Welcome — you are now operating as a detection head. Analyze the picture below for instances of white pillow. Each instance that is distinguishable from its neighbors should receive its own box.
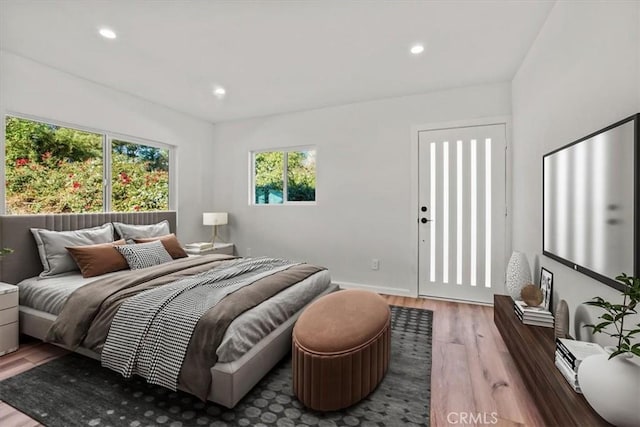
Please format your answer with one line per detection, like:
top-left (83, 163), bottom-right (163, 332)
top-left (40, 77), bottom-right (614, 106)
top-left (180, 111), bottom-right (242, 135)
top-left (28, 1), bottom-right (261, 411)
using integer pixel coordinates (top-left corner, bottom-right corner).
top-left (113, 220), bottom-right (170, 243)
top-left (115, 240), bottom-right (173, 270)
top-left (31, 223), bottom-right (114, 277)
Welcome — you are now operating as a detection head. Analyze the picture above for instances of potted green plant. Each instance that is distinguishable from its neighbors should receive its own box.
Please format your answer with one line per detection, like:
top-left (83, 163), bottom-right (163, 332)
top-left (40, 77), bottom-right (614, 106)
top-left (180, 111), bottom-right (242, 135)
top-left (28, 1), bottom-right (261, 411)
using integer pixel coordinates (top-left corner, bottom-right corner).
top-left (584, 273), bottom-right (640, 357)
top-left (577, 273), bottom-right (640, 427)
top-left (0, 248), bottom-right (13, 257)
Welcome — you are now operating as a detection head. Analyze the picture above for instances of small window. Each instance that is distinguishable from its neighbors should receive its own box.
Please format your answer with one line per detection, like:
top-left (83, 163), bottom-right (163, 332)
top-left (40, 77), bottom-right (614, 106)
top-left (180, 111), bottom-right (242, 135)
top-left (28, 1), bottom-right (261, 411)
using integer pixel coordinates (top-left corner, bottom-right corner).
top-left (252, 148), bottom-right (316, 205)
top-left (111, 140), bottom-right (169, 212)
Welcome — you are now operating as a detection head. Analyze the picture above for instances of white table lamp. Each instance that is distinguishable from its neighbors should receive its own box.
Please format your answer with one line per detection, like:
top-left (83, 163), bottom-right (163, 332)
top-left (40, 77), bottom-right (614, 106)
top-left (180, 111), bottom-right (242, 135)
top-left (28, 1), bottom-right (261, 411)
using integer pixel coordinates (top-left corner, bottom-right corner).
top-left (203, 212), bottom-right (228, 245)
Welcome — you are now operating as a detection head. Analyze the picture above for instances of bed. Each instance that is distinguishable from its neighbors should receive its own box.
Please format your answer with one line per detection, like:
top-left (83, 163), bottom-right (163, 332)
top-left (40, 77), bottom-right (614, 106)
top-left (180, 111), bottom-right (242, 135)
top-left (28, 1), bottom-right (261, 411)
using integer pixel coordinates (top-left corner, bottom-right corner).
top-left (0, 211), bottom-right (336, 408)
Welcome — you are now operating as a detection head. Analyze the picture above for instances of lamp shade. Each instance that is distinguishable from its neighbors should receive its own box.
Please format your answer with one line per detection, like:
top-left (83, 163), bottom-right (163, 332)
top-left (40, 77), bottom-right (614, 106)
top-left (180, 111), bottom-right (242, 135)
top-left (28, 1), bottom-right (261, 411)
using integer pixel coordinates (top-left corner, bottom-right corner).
top-left (203, 212), bottom-right (228, 226)
top-left (505, 251), bottom-right (532, 300)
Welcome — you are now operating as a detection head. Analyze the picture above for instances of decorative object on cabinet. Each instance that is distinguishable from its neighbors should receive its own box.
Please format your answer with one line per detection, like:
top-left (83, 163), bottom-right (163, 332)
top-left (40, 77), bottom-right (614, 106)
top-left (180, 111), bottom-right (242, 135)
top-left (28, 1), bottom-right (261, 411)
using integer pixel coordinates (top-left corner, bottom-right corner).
top-left (578, 273), bottom-right (640, 427)
top-left (521, 284), bottom-right (543, 307)
top-left (555, 338), bottom-right (606, 393)
top-left (540, 267), bottom-right (553, 310)
top-left (583, 273), bottom-right (640, 358)
top-left (555, 299), bottom-right (570, 339)
top-left (513, 300), bottom-right (554, 328)
top-left (202, 212), bottom-right (228, 245)
top-left (506, 251), bottom-right (532, 300)
top-left (578, 349), bottom-right (640, 427)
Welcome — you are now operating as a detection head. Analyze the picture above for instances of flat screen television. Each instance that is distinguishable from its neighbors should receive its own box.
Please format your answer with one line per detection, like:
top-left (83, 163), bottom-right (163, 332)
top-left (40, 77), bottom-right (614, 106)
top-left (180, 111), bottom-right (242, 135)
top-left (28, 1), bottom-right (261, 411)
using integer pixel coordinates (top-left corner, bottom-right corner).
top-left (543, 113), bottom-right (639, 292)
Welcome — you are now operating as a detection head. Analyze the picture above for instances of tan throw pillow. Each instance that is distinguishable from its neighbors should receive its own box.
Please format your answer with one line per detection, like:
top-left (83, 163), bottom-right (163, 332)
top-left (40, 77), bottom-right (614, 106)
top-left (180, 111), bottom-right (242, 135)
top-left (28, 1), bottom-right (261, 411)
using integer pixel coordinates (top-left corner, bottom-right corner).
top-left (134, 233), bottom-right (188, 259)
top-left (66, 239), bottom-right (128, 278)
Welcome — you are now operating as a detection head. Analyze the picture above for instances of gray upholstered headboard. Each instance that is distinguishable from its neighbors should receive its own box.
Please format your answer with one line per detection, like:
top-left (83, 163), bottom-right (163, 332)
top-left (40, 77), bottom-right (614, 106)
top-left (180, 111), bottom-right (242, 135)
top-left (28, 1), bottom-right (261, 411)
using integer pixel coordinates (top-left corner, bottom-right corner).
top-left (0, 211), bottom-right (177, 284)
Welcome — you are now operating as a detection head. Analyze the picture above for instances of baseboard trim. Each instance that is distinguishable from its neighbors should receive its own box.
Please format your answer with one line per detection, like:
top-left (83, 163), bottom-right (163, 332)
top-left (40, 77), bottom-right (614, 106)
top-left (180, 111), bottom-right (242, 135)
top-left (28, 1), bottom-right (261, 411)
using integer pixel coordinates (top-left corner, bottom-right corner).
top-left (418, 293), bottom-right (494, 307)
top-left (333, 281), bottom-right (415, 298)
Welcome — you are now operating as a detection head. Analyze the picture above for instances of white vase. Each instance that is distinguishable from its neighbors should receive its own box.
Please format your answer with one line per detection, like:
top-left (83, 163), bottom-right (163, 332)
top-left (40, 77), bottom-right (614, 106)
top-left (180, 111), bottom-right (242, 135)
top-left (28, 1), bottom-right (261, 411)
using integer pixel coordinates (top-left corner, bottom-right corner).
top-left (505, 252), bottom-right (531, 300)
top-left (577, 347), bottom-right (640, 426)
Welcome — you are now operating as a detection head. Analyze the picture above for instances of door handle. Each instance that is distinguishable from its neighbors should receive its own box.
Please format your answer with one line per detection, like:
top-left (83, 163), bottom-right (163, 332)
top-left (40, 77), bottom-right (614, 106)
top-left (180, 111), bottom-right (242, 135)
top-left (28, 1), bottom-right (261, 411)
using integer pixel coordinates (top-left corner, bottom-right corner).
top-left (420, 218), bottom-right (433, 224)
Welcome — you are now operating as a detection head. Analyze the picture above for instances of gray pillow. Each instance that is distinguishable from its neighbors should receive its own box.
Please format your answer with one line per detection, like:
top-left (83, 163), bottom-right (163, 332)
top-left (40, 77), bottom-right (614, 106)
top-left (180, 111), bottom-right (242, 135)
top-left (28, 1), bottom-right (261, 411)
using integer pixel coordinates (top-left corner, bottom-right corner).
top-left (31, 223), bottom-right (114, 277)
top-left (115, 240), bottom-right (173, 270)
top-left (113, 220), bottom-right (170, 242)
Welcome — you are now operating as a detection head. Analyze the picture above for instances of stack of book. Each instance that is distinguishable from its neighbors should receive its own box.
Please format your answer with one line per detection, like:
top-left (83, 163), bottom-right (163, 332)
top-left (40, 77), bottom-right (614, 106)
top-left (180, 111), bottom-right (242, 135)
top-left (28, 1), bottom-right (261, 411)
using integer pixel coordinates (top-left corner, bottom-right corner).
top-left (555, 338), bottom-right (606, 393)
top-left (513, 300), bottom-right (554, 327)
top-left (184, 242), bottom-right (213, 254)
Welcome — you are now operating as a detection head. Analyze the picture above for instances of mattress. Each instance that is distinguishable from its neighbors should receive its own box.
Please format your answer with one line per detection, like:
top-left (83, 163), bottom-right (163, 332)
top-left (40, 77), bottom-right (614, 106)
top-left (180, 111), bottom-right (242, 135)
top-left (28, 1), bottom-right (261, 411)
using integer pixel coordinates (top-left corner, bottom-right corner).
top-left (18, 267), bottom-right (331, 363)
top-left (18, 271), bottom-right (122, 315)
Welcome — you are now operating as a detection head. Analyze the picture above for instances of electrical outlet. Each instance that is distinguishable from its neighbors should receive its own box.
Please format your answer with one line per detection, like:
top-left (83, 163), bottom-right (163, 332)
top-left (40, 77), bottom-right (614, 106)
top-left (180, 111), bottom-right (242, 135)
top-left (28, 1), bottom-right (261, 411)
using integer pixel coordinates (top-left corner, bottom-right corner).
top-left (246, 247), bottom-right (252, 256)
top-left (371, 258), bottom-right (379, 270)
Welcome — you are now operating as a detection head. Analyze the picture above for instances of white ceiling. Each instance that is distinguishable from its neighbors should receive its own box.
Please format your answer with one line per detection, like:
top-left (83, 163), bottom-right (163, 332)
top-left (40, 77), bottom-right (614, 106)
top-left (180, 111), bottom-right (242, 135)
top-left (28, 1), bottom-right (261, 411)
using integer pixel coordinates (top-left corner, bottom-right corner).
top-left (0, 1), bottom-right (554, 123)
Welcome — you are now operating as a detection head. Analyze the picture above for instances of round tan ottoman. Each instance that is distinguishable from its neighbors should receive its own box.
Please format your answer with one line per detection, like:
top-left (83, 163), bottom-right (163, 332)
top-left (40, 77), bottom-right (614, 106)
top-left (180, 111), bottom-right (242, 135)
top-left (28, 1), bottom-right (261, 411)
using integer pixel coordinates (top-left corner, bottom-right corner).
top-left (292, 289), bottom-right (391, 411)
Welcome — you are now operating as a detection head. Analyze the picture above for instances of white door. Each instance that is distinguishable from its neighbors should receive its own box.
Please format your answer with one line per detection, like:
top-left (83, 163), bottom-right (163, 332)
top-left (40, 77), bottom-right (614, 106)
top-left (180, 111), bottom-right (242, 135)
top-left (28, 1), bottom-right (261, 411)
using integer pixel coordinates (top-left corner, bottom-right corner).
top-left (418, 124), bottom-right (507, 303)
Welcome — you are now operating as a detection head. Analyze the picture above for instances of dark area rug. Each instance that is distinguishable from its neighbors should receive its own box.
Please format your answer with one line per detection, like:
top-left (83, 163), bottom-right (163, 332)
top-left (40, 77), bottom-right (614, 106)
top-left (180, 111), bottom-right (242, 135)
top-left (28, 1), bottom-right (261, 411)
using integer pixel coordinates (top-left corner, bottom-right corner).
top-left (0, 306), bottom-right (432, 427)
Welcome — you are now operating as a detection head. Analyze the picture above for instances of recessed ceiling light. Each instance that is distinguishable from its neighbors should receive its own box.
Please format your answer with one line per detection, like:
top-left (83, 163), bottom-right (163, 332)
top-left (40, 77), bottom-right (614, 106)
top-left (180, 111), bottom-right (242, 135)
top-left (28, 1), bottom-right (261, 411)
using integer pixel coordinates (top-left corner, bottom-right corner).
top-left (213, 86), bottom-right (226, 99)
top-left (410, 44), bottom-right (425, 55)
top-left (99, 27), bottom-right (117, 39)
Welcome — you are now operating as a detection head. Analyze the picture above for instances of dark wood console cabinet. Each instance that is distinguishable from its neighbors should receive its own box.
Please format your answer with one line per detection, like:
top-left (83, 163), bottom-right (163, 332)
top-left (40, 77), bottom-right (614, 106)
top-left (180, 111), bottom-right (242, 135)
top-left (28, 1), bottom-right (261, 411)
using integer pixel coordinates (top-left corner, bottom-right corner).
top-left (493, 295), bottom-right (610, 426)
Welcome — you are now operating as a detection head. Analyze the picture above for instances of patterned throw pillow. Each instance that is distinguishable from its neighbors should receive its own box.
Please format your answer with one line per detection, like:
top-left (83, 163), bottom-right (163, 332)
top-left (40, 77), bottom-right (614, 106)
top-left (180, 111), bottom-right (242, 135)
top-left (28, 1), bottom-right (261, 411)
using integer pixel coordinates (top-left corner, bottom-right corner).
top-left (115, 240), bottom-right (174, 270)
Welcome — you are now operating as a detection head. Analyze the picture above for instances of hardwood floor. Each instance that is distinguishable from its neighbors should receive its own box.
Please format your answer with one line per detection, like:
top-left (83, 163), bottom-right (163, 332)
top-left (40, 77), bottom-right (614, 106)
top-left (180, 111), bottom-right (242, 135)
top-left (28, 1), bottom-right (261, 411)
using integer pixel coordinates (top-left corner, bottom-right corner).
top-left (381, 295), bottom-right (545, 426)
top-left (0, 296), bottom-right (544, 427)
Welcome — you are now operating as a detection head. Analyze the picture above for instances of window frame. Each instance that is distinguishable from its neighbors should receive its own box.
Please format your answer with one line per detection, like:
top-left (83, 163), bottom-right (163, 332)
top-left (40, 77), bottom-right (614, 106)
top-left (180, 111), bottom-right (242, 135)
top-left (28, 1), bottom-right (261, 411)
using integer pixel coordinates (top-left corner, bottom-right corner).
top-left (249, 145), bottom-right (317, 206)
top-left (2, 112), bottom-right (176, 214)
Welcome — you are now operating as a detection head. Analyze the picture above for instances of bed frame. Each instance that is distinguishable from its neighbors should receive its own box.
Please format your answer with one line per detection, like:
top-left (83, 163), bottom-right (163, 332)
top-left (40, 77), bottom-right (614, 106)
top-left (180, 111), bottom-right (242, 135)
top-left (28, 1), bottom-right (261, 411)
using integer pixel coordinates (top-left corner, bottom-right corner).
top-left (0, 211), bottom-right (336, 408)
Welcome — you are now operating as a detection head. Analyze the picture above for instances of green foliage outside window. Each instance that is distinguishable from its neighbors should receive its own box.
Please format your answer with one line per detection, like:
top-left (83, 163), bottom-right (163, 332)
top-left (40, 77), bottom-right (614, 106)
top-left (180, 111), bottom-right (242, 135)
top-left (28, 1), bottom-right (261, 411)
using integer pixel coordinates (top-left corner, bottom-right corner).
top-left (4, 116), bottom-right (169, 214)
top-left (254, 150), bottom-right (316, 204)
top-left (254, 151), bottom-right (284, 204)
top-left (287, 150), bottom-right (316, 202)
top-left (111, 144), bottom-right (169, 212)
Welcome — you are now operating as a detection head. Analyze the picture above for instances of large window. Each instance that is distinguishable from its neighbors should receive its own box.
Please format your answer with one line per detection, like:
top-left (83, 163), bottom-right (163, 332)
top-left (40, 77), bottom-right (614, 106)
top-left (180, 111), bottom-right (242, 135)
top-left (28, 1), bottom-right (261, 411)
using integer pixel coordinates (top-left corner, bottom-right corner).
top-left (4, 116), bottom-right (173, 214)
top-left (252, 148), bottom-right (316, 205)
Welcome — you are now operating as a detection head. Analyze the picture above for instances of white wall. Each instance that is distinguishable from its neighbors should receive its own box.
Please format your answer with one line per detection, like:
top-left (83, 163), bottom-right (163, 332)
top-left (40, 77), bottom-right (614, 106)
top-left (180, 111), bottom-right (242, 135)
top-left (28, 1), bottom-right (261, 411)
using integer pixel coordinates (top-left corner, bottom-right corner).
top-left (512, 1), bottom-right (640, 342)
top-left (0, 51), bottom-right (216, 242)
top-left (211, 83), bottom-right (511, 296)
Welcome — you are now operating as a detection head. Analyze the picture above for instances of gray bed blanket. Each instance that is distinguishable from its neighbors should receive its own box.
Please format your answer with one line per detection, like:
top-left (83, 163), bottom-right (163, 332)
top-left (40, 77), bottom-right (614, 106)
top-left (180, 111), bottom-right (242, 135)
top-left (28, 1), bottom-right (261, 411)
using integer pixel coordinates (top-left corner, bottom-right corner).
top-left (46, 255), bottom-right (325, 400)
top-left (102, 257), bottom-right (298, 390)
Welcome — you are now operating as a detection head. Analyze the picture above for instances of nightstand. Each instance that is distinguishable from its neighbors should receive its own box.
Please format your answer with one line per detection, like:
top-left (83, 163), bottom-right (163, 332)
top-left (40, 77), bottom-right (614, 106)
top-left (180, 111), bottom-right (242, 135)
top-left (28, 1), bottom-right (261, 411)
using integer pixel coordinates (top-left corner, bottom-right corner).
top-left (185, 242), bottom-right (235, 256)
top-left (0, 282), bottom-right (18, 356)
